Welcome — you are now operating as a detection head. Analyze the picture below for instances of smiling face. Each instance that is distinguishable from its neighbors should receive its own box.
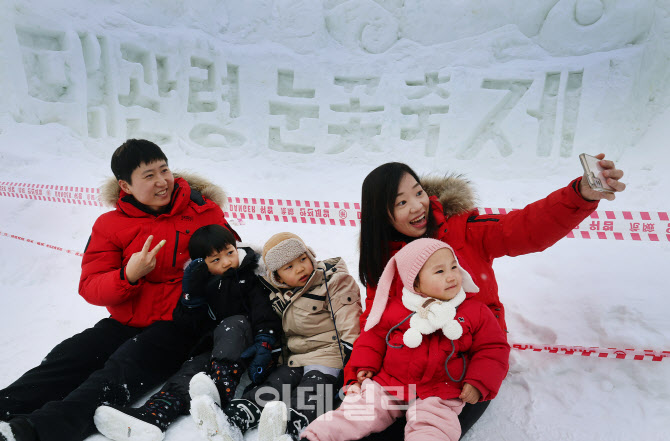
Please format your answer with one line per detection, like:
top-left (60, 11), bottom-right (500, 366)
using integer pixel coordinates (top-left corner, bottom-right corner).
top-left (390, 172), bottom-right (430, 238)
top-left (276, 253), bottom-right (315, 288)
top-left (414, 248), bottom-right (463, 301)
top-left (204, 244), bottom-right (240, 276)
top-left (118, 160), bottom-right (174, 212)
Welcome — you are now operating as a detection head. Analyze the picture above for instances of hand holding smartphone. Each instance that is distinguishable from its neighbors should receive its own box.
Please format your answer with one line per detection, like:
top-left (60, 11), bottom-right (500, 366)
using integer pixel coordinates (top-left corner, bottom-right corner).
top-left (580, 153), bottom-right (615, 193)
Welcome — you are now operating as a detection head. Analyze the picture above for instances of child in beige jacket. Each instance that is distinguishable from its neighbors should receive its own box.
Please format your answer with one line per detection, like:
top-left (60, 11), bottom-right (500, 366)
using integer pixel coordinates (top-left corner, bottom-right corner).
top-left (189, 232), bottom-right (361, 441)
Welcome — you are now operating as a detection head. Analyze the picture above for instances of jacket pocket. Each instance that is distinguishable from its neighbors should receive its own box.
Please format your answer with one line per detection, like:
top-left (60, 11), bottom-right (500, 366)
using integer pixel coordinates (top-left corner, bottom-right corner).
top-left (289, 295), bottom-right (331, 336)
top-left (288, 330), bottom-right (338, 360)
top-left (386, 328), bottom-right (406, 349)
top-left (331, 290), bottom-right (360, 313)
top-left (291, 293), bottom-right (327, 315)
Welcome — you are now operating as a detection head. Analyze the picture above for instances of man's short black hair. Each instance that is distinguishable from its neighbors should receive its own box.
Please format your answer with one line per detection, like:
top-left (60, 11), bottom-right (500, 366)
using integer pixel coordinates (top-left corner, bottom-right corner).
top-left (111, 139), bottom-right (168, 183)
top-left (188, 225), bottom-right (237, 260)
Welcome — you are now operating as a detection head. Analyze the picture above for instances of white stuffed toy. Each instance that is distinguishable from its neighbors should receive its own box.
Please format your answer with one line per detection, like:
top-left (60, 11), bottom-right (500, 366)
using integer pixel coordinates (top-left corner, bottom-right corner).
top-left (401, 288), bottom-right (465, 348)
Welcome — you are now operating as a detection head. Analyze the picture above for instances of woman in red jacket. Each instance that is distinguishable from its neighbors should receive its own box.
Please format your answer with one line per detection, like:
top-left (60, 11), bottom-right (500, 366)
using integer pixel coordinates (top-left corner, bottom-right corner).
top-left (303, 238), bottom-right (509, 441)
top-left (343, 156), bottom-right (625, 440)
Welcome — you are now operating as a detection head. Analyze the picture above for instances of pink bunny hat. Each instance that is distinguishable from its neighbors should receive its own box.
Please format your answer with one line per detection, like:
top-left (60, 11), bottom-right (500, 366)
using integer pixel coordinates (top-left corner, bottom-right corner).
top-left (364, 238), bottom-right (478, 331)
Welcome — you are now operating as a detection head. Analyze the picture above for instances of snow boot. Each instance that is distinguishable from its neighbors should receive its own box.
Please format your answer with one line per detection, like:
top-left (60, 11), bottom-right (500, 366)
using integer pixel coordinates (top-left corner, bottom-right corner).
top-left (190, 395), bottom-right (243, 441)
top-left (189, 372), bottom-right (222, 406)
top-left (223, 398), bottom-right (262, 433)
top-left (285, 407), bottom-right (310, 441)
top-left (257, 402), bottom-right (309, 441)
top-left (258, 401), bottom-right (288, 441)
top-left (94, 391), bottom-right (186, 441)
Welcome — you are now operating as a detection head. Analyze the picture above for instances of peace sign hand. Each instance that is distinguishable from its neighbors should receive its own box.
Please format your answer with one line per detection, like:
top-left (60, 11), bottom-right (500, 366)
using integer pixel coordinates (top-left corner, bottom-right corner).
top-left (125, 235), bottom-right (166, 284)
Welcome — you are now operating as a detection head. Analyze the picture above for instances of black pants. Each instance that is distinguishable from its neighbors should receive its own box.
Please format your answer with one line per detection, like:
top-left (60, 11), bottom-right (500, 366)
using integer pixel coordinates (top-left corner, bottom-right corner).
top-left (0, 318), bottom-right (195, 441)
top-left (352, 400), bottom-right (490, 440)
top-left (161, 315), bottom-right (253, 402)
top-left (242, 365), bottom-right (342, 425)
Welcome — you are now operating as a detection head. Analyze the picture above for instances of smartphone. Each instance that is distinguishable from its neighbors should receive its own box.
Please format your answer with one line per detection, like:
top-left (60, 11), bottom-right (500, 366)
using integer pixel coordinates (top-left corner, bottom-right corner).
top-left (579, 153), bottom-right (615, 193)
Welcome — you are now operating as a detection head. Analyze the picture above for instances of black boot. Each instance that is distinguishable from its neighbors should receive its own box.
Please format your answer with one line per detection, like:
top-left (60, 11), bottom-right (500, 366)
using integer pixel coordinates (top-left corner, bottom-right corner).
top-left (94, 391), bottom-right (187, 441)
top-left (223, 398), bottom-right (262, 433)
top-left (209, 359), bottom-right (244, 405)
top-left (286, 407), bottom-right (310, 440)
top-left (190, 396), bottom-right (261, 441)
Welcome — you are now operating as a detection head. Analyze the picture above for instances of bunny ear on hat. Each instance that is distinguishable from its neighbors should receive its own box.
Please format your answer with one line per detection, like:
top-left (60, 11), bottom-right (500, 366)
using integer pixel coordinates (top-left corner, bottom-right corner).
top-left (364, 255), bottom-right (398, 332)
top-left (459, 266), bottom-right (479, 293)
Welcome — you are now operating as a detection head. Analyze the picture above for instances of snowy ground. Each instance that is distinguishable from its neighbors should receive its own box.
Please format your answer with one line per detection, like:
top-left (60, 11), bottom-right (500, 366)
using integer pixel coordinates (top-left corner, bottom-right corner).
top-left (1, 1), bottom-right (670, 440)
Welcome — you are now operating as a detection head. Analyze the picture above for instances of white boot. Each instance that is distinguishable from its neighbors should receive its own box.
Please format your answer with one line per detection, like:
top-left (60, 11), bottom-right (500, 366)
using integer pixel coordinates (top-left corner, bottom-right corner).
top-left (189, 371), bottom-right (222, 406)
top-left (258, 401), bottom-right (288, 441)
top-left (190, 395), bottom-right (242, 441)
top-left (94, 405), bottom-right (165, 441)
top-left (0, 422), bottom-right (17, 441)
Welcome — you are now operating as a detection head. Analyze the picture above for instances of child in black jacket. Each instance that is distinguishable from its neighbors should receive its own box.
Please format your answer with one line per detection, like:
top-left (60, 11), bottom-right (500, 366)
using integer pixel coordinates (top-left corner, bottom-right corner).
top-left (93, 225), bottom-right (281, 441)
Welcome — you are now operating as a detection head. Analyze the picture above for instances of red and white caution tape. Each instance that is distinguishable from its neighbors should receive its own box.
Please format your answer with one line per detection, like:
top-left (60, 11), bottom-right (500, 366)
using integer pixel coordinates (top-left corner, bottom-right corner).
top-left (0, 230), bottom-right (84, 257)
top-left (223, 199), bottom-right (670, 242)
top-left (225, 196), bottom-right (361, 227)
top-left (485, 208), bottom-right (670, 242)
top-left (0, 181), bottom-right (102, 206)
top-left (2, 181), bottom-right (669, 240)
top-left (511, 343), bottom-right (670, 362)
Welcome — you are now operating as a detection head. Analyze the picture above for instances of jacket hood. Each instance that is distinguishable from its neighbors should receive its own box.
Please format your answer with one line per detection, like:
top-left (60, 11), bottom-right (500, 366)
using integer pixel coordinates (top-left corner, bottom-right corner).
top-left (420, 174), bottom-right (477, 217)
top-left (181, 244), bottom-right (266, 278)
top-left (99, 171), bottom-right (228, 209)
top-left (238, 243), bottom-right (267, 278)
top-left (220, 246), bottom-right (259, 278)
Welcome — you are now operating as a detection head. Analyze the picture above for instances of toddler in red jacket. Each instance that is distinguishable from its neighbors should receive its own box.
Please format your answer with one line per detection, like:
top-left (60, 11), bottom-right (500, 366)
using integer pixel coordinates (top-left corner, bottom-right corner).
top-left (301, 238), bottom-right (510, 441)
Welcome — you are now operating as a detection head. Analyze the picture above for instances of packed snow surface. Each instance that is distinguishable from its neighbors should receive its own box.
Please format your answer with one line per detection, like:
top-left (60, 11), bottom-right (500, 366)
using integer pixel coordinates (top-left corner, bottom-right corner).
top-left (1, 1), bottom-right (669, 440)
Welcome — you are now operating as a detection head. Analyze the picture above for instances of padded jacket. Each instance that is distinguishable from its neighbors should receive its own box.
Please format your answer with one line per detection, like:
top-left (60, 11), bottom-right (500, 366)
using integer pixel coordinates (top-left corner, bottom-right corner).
top-left (267, 257), bottom-right (362, 370)
top-left (79, 173), bottom-right (239, 328)
top-left (348, 291), bottom-right (510, 401)
top-left (344, 176), bottom-right (598, 387)
top-left (172, 247), bottom-right (282, 342)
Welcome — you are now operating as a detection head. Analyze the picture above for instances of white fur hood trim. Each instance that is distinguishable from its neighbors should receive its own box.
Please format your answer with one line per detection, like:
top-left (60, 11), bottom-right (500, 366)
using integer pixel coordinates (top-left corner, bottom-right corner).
top-left (181, 242), bottom-right (265, 277)
top-left (99, 171), bottom-right (227, 209)
top-left (237, 242), bottom-right (267, 277)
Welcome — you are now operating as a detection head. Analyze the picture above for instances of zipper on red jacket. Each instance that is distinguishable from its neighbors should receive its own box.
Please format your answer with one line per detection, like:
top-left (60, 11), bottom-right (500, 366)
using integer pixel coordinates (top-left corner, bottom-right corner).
top-left (172, 231), bottom-right (179, 267)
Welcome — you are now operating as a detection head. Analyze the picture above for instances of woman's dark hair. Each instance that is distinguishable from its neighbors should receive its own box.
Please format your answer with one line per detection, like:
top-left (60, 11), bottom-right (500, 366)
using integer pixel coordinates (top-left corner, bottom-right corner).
top-left (188, 225), bottom-right (236, 260)
top-left (359, 162), bottom-right (428, 287)
top-left (111, 139), bottom-right (168, 183)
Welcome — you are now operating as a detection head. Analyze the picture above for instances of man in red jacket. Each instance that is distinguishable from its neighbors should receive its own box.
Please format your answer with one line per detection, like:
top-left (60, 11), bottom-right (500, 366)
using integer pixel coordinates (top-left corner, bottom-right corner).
top-left (0, 139), bottom-right (239, 441)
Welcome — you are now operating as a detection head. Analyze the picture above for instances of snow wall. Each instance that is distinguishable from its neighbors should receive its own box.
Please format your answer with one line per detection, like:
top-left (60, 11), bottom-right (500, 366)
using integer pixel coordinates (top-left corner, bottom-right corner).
top-left (1, 0), bottom-right (669, 165)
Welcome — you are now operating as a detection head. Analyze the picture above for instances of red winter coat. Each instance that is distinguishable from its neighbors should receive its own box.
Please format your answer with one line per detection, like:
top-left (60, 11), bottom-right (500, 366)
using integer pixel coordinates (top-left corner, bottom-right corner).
top-left (348, 291), bottom-right (510, 401)
top-left (79, 173), bottom-right (239, 328)
top-left (345, 176), bottom-right (598, 387)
